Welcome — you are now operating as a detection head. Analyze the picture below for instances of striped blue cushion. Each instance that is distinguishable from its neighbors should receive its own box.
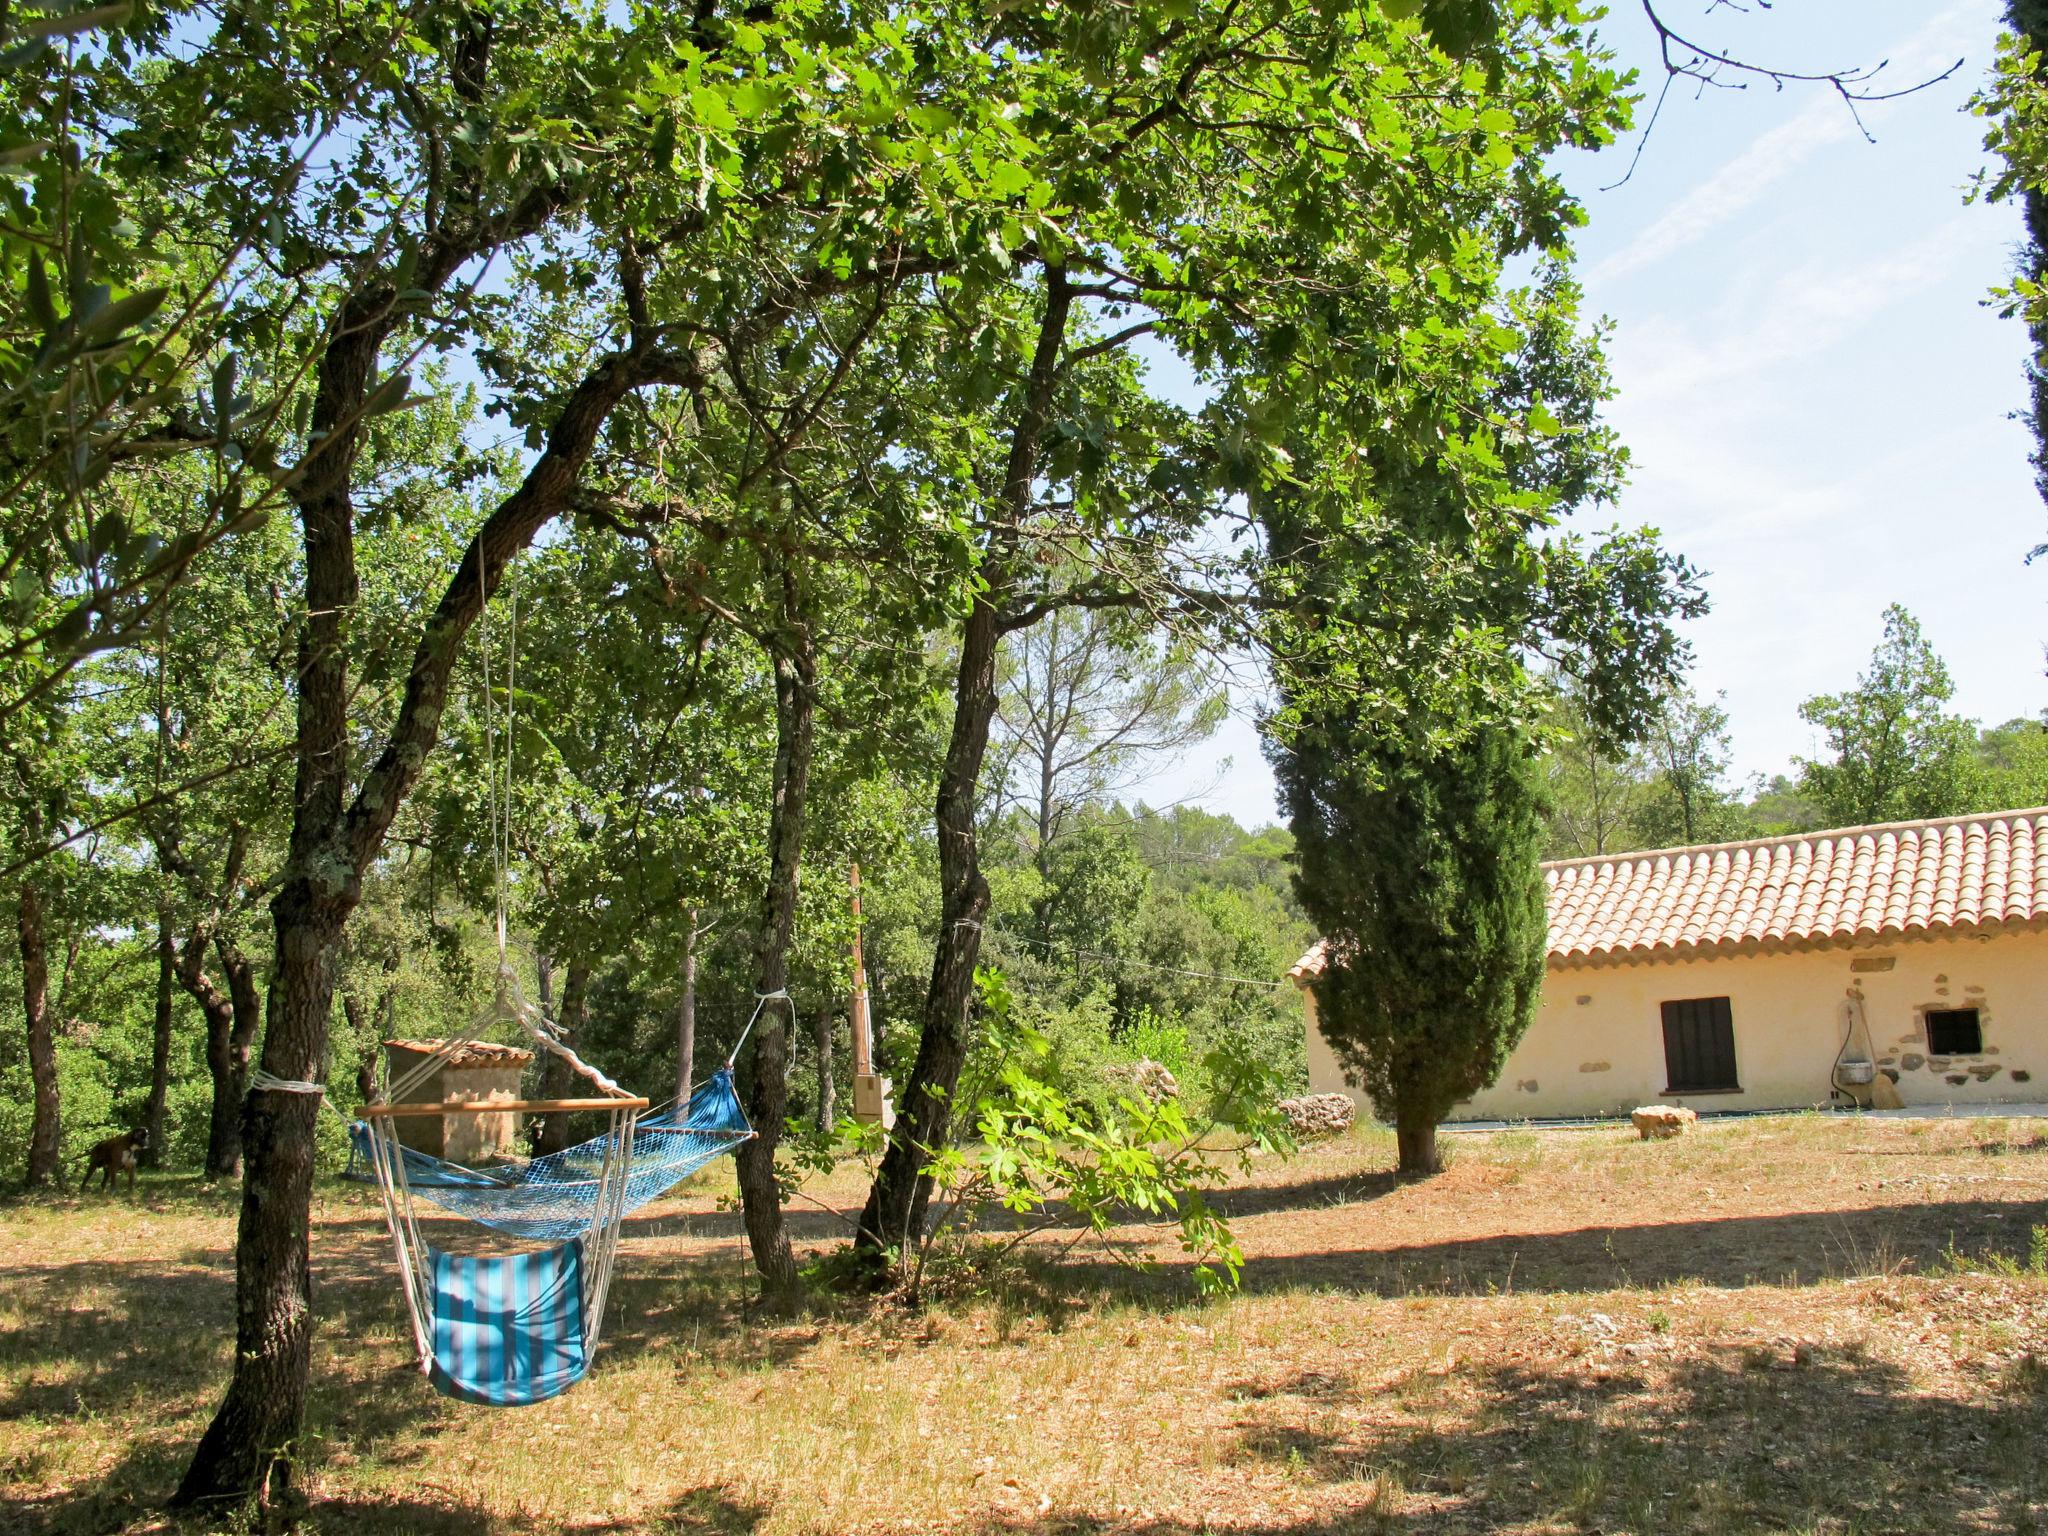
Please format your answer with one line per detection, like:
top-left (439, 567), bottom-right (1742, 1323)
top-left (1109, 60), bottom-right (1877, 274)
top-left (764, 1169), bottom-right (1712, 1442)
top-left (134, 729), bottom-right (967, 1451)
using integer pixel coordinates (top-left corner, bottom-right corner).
top-left (425, 1240), bottom-right (588, 1407)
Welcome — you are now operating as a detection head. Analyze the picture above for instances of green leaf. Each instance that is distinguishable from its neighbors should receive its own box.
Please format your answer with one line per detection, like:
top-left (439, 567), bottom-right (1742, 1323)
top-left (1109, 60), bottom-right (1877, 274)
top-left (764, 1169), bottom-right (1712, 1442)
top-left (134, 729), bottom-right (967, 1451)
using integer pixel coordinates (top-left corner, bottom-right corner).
top-left (729, 79), bottom-right (777, 120)
top-left (16, 2), bottom-right (132, 41)
top-left (362, 371), bottom-right (414, 416)
top-left (76, 284), bottom-right (166, 343)
top-left (984, 160), bottom-right (1033, 198)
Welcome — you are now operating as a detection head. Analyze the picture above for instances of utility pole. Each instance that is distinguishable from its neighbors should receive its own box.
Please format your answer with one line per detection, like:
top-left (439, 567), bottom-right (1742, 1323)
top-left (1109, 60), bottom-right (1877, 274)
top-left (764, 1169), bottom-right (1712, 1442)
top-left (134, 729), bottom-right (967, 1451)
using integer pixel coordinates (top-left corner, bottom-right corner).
top-left (848, 864), bottom-right (894, 1128)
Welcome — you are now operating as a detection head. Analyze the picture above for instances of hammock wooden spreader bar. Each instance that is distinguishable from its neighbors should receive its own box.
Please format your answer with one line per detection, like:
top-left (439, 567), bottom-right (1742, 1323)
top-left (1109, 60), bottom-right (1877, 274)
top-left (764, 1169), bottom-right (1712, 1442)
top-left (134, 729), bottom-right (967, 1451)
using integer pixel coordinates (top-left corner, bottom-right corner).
top-left (361, 1097), bottom-right (652, 1118)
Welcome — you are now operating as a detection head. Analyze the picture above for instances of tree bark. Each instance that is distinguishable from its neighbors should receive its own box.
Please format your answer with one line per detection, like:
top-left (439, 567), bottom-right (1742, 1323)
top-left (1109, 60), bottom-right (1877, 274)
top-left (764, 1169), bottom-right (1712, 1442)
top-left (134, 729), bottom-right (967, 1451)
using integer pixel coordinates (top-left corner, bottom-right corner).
top-left (856, 272), bottom-right (1073, 1273)
top-left (18, 860), bottom-right (60, 1190)
top-left (177, 936), bottom-right (249, 1181)
top-left (675, 913), bottom-right (698, 1106)
top-left (1394, 1117), bottom-right (1441, 1179)
top-left (145, 906), bottom-right (175, 1167)
top-left (532, 961), bottom-right (588, 1155)
top-left (733, 553), bottom-right (816, 1300)
top-left (814, 1000), bottom-right (836, 1132)
top-left (210, 937), bottom-right (263, 1178)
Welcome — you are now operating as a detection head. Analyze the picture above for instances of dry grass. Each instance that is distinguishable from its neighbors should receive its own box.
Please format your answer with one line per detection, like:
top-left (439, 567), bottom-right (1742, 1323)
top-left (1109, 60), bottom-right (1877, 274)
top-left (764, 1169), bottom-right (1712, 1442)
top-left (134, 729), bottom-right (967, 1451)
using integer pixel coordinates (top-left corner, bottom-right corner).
top-left (5, 1113), bottom-right (2048, 1534)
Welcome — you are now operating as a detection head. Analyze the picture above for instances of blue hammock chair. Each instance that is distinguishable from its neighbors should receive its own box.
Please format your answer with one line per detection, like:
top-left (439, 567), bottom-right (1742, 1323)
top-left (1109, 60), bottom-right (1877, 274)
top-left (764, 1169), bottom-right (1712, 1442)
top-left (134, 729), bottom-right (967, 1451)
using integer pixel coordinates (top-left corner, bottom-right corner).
top-left (356, 1002), bottom-right (764, 1409)
top-left (359, 582), bottom-right (765, 1406)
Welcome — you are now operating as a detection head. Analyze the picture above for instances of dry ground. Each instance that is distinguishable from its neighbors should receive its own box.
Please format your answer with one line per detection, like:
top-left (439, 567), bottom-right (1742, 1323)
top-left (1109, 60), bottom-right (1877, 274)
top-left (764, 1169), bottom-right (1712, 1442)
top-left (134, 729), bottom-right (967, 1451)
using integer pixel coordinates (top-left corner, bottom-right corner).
top-left (5, 1112), bottom-right (2048, 1535)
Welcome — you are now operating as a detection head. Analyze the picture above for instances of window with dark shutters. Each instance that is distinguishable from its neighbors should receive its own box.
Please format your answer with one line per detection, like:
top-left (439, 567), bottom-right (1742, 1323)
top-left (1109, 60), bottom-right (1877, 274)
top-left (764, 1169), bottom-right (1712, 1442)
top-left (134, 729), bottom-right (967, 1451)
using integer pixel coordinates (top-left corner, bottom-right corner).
top-left (1924, 1007), bottom-right (1983, 1056)
top-left (1661, 996), bottom-right (1740, 1093)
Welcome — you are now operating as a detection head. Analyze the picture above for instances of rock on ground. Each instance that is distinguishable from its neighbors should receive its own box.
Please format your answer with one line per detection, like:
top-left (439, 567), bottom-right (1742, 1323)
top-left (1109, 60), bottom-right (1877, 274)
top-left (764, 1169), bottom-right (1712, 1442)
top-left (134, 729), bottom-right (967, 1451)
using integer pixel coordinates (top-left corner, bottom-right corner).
top-left (1278, 1093), bottom-right (1356, 1141)
top-left (1107, 1058), bottom-right (1180, 1104)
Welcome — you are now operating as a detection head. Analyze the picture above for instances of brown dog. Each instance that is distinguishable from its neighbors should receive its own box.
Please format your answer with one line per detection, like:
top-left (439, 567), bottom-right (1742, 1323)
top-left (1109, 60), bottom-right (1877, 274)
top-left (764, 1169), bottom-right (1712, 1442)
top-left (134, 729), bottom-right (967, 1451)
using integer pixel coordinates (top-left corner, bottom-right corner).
top-left (82, 1127), bottom-right (149, 1193)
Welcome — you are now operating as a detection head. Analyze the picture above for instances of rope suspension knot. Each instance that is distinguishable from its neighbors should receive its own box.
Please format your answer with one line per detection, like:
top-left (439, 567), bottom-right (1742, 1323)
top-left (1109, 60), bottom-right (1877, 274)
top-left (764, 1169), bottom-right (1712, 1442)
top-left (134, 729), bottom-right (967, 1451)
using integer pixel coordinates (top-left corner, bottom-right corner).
top-left (250, 1069), bottom-right (326, 1096)
top-left (726, 988), bottom-right (792, 1068)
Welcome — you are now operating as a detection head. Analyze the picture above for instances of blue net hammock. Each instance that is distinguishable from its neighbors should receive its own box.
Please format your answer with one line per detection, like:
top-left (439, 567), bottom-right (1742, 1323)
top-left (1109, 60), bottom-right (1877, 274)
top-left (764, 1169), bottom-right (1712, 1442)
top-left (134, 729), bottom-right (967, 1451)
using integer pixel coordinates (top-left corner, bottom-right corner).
top-left (349, 1068), bottom-right (754, 1242)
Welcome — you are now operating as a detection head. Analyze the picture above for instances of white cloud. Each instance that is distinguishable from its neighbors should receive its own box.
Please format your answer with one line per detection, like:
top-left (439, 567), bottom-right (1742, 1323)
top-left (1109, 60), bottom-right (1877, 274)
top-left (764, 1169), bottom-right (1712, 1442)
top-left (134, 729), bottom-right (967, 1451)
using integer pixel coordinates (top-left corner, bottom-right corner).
top-left (1590, 0), bottom-right (1985, 287)
top-left (1614, 220), bottom-right (1978, 409)
top-left (1591, 97), bottom-right (1857, 286)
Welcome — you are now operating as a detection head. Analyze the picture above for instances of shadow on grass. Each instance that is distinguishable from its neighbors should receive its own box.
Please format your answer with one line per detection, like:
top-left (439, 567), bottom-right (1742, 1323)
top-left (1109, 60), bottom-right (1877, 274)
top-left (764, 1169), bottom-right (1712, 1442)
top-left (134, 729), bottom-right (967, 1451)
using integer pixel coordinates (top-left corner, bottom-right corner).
top-left (1022, 1195), bottom-right (2048, 1308)
top-left (0, 1230), bottom-right (811, 1535)
top-left (960, 1348), bottom-right (2048, 1535)
top-left (0, 1172), bottom-right (248, 1215)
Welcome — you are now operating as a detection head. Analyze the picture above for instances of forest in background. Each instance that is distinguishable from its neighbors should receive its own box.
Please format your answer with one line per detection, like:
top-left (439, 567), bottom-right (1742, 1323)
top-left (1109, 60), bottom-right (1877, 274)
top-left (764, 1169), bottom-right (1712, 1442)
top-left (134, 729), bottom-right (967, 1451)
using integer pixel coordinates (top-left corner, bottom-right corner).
top-left (1540, 602), bottom-right (2048, 859)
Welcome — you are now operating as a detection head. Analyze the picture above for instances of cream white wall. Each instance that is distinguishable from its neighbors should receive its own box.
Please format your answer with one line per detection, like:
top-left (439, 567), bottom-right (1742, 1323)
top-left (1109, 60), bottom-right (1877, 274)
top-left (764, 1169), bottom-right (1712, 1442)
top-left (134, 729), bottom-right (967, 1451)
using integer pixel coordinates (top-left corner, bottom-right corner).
top-left (1301, 928), bottom-right (2048, 1122)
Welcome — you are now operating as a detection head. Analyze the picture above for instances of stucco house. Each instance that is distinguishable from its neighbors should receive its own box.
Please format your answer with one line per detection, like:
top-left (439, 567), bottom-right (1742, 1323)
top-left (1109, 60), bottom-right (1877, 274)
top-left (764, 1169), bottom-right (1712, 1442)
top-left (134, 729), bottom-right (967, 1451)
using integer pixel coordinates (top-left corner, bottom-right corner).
top-left (1293, 807), bottom-right (2048, 1122)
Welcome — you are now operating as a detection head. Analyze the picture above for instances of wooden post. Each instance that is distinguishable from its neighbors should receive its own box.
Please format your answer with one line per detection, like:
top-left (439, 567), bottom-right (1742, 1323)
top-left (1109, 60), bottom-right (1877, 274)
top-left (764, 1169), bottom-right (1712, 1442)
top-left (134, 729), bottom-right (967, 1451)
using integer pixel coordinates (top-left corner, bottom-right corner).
top-left (848, 865), bottom-right (894, 1128)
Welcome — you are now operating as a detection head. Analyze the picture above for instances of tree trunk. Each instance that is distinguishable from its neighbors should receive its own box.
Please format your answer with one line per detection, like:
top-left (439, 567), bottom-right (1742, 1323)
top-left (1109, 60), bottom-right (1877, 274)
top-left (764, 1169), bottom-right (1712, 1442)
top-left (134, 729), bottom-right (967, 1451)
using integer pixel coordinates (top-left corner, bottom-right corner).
top-left (675, 913), bottom-right (698, 1105)
top-left (18, 868), bottom-right (60, 1189)
top-left (145, 907), bottom-right (175, 1168)
top-left (532, 961), bottom-right (589, 1155)
top-left (178, 940), bottom-right (245, 1182)
top-left (814, 1000), bottom-right (836, 1132)
top-left (853, 594), bottom-right (1000, 1266)
top-left (1394, 1117), bottom-right (1441, 1179)
top-left (173, 890), bottom-right (343, 1508)
top-left (856, 273), bottom-right (1074, 1274)
top-left (206, 937), bottom-right (263, 1179)
top-left (733, 557), bottom-right (816, 1300)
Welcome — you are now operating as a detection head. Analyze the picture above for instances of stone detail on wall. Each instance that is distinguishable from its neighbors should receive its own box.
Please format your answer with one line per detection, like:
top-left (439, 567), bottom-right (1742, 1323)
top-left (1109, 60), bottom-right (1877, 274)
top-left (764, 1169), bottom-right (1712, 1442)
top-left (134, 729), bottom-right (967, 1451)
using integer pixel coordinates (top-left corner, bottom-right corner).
top-left (1578, 1061), bottom-right (1612, 1073)
top-left (1516, 1078), bottom-right (1539, 1094)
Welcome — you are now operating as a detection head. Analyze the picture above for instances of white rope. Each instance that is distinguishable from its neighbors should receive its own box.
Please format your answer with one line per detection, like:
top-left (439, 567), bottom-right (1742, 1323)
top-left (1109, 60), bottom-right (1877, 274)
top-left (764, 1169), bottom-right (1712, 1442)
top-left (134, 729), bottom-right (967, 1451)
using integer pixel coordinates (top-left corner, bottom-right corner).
top-left (580, 1100), bottom-right (639, 1348)
top-left (249, 1069), bottom-right (326, 1095)
top-left (726, 989), bottom-right (790, 1068)
top-left (366, 1114), bottom-right (435, 1373)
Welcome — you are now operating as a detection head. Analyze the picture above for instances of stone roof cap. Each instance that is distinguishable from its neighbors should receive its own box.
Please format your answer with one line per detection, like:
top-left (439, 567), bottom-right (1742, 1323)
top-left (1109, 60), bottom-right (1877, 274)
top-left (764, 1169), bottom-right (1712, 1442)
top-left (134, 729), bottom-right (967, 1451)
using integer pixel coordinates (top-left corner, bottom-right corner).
top-left (382, 1038), bottom-right (535, 1067)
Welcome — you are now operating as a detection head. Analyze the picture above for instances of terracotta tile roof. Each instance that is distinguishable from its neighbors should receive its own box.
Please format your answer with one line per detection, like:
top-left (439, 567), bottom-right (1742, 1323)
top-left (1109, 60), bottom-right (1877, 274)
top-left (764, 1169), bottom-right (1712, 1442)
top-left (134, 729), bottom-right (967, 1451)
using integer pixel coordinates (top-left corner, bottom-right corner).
top-left (1290, 807), bottom-right (2048, 976)
top-left (383, 1038), bottom-right (534, 1068)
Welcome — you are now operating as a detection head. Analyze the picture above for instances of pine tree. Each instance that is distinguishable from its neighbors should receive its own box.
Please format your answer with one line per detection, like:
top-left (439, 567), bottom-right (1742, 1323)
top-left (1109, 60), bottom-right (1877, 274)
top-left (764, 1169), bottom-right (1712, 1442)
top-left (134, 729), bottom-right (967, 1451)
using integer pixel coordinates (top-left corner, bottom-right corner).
top-left (1278, 724), bottom-right (1549, 1177)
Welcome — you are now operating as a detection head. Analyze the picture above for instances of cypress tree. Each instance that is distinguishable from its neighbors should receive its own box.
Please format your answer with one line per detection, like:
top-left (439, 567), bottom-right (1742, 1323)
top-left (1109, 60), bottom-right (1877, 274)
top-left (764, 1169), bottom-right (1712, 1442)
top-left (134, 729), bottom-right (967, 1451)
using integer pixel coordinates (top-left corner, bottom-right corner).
top-left (2008, 2), bottom-right (2048, 510)
top-left (1277, 720), bottom-right (1549, 1177)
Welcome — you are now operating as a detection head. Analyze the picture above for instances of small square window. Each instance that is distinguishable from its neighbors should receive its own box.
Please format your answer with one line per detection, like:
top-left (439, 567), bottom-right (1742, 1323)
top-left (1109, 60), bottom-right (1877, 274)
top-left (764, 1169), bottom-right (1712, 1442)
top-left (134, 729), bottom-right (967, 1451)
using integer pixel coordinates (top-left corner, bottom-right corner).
top-left (1925, 1007), bottom-right (1983, 1056)
top-left (1661, 996), bottom-right (1739, 1092)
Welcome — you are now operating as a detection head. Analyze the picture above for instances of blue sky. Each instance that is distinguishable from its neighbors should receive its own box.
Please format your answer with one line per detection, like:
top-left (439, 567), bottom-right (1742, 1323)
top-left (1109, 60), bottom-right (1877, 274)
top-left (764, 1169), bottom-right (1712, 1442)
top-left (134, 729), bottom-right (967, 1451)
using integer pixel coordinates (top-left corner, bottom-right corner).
top-left (1139, 0), bottom-right (2045, 832)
